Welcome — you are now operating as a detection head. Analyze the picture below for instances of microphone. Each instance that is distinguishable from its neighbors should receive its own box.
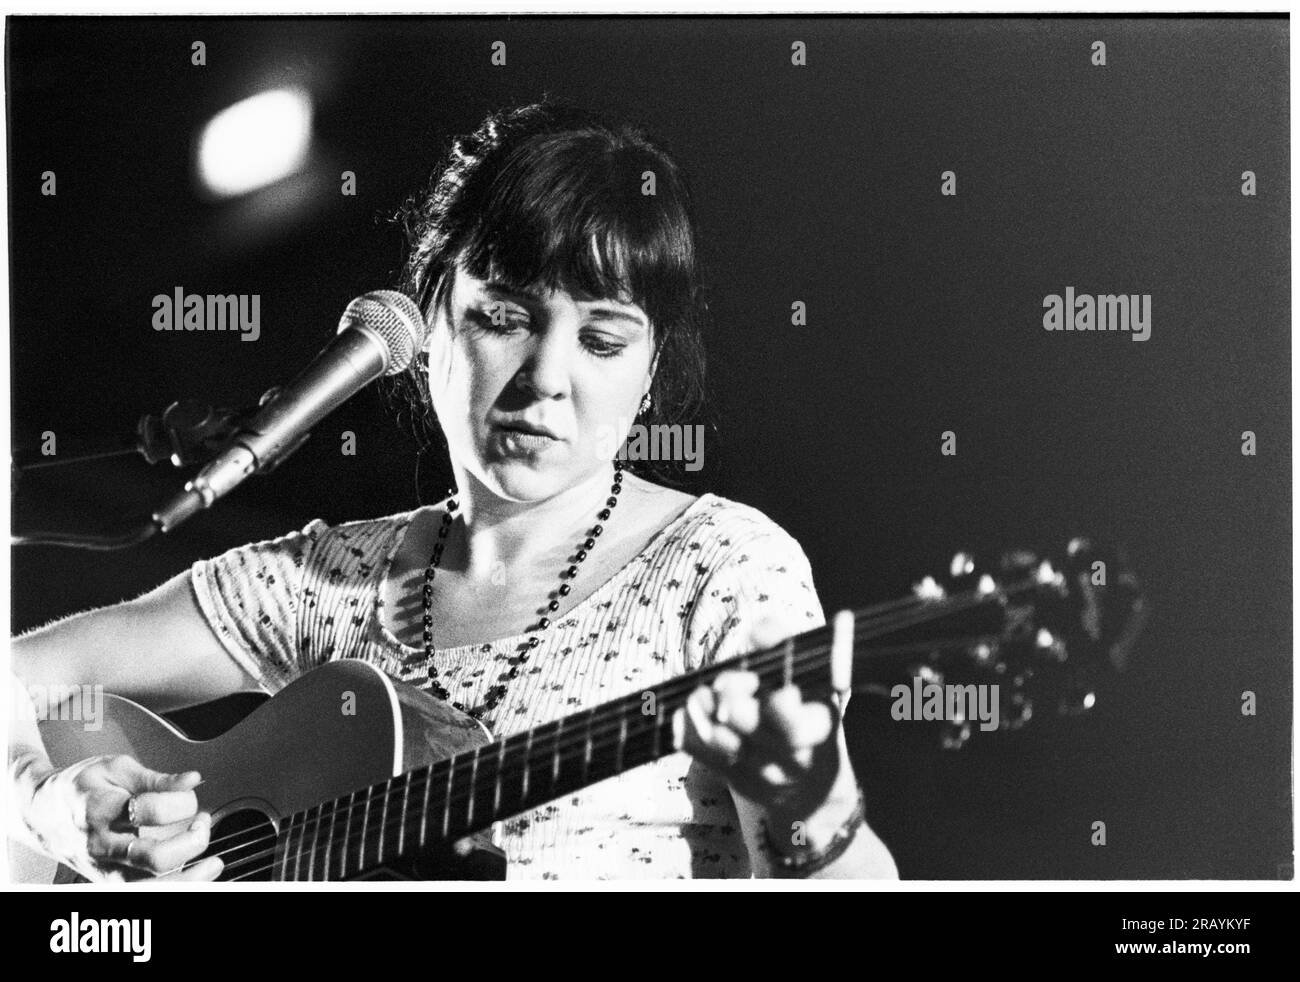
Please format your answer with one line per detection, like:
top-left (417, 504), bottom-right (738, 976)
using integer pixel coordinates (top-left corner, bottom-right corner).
top-left (152, 290), bottom-right (427, 533)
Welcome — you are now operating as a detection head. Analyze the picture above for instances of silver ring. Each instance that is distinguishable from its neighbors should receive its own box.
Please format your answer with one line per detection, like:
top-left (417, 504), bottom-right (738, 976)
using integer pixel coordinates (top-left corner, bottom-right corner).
top-left (123, 837), bottom-right (137, 864)
top-left (126, 794), bottom-right (140, 830)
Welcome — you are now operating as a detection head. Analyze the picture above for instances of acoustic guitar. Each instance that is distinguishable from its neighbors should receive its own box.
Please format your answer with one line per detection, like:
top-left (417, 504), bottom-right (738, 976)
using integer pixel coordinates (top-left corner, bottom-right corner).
top-left (20, 538), bottom-right (1144, 881)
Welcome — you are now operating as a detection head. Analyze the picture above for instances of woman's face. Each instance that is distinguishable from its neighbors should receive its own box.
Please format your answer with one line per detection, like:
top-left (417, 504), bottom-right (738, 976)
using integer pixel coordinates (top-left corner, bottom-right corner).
top-left (425, 259), bottom-right (655, 502)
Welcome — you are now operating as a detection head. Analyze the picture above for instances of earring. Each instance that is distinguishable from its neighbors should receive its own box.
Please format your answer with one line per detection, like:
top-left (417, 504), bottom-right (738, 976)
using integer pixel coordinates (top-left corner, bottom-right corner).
top-left (638, 393), bottom-right (652, 417)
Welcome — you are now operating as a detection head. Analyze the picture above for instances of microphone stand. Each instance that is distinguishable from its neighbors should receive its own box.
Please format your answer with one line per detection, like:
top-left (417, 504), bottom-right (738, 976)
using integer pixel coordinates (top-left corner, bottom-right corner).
top-left (11, 398), bottom-right (262, 550)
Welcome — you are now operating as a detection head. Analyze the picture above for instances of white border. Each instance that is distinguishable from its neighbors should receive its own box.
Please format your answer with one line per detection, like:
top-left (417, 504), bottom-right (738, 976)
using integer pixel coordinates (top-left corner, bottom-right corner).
top-left (1, 3), bottom-right (1295, 894)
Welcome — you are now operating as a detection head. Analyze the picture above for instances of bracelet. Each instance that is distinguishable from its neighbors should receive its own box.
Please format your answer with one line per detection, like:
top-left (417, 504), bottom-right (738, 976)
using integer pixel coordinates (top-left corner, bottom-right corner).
top-left (760, 789), bottom-right (868, 877)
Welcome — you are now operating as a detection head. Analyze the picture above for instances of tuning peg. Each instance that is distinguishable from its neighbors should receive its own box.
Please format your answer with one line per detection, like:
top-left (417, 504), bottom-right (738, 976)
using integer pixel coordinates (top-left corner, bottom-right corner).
top-left (912, 575), bottom-right (946, 600)
top-left (1035, 559), bottom-right (1064, 591)
top-left (915, 663), bottom-right (943, 685)
top-left (950, 552), bottom-right (976, 578)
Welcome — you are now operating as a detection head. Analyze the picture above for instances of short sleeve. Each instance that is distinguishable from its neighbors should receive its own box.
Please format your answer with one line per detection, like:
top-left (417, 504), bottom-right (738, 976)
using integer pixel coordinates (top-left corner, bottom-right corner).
top-left (682, 528), bottom-right (827, 671)
top-left (189, 518), bottom-right (327, 694)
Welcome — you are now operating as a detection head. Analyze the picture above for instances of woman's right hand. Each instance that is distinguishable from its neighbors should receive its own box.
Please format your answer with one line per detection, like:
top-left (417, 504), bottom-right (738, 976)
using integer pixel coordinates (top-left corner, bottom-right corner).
top-left (28, 754), bottom-right (223, 882)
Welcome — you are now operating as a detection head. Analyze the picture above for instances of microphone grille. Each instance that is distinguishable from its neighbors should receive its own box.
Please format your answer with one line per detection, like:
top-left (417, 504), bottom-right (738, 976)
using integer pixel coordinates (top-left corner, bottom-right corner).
top-left (338, 290), bottom-right (428, 376)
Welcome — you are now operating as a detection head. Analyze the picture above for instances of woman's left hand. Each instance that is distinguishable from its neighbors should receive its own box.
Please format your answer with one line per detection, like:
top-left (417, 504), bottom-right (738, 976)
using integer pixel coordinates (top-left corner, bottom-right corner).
top-left (673, 611), bottom-right (854, 820)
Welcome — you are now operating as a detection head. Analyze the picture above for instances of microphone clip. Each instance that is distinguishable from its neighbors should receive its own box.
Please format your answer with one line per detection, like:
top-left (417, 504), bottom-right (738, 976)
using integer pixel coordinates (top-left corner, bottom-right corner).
top-left (136, 399), bottom-right (250, 468)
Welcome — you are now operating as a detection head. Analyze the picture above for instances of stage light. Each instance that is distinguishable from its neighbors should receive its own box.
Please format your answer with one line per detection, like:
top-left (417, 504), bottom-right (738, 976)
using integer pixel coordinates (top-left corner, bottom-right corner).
top-left (197, 87), bottom-right (313, 199)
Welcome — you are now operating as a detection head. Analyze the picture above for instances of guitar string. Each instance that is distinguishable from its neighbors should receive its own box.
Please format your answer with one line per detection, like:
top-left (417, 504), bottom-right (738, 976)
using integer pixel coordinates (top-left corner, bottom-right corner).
top-left (200, 574), bottom-right (1043, 874)
top-left (218, 621), bottom-right (1024, 880)
top-left (204, 575), bottom-right (1041, 877)
top-left (195, 582), bottom-right (960, 858)
top-left (219, 631), bottom-right (1008, 881)
top-left (213, 637), bottom-right (951, 884)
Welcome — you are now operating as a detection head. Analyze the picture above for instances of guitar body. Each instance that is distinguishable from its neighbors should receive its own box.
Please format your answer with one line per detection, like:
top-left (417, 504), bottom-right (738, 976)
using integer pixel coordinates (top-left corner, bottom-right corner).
top-left (33, 661), bottom-right (505, 881)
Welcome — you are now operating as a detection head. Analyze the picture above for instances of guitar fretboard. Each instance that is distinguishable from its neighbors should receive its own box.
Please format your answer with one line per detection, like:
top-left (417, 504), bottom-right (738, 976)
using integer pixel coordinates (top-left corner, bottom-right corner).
top-left (272, 632), bottom-right (827, 881)
top-left (267, 564), bottom-right (1055, 880)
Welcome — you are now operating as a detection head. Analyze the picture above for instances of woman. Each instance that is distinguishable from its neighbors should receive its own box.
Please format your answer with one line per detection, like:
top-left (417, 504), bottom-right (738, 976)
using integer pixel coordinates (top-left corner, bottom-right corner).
top-left (10, 100), bottom-right (898, 881)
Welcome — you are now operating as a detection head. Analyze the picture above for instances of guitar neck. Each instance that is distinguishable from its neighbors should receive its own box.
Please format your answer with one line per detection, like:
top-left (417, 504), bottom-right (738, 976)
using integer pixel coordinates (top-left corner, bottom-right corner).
top-left (274, 625), bottom-right (840, 880)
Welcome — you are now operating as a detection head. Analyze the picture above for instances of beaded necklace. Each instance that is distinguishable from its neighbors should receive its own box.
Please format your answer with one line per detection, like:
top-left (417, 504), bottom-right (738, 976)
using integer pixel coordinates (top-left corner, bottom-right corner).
top-left (422, 461), bottom-right (625, 721)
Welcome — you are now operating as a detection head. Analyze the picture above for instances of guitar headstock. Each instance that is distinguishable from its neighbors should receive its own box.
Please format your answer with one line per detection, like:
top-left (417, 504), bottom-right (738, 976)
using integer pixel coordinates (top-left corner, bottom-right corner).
top-left (866, 537), bottom-right (1146, 748)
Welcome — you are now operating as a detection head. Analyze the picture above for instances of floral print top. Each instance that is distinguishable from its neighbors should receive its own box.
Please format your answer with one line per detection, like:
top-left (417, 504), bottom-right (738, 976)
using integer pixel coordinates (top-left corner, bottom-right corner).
top-left (189, 493), bottom-right (827, 879)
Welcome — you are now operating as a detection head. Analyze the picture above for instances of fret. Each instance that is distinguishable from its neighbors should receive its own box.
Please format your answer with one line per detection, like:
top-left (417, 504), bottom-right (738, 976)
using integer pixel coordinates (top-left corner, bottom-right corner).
top-left (442, 758), bottom-right (453, 839)
top-left (582, 711), bottom-right (593, 782)
top-left (492, 741), bottom-right (505, 818)
top-left (398, 773), bottom-right (410, 858)
top-left (305, 804), bottom-right (321, 882)
top-left (551, 717), bottom-right (563, 786)
top-left (651, 698), bottom-right (663, 760)
top-left (466, 746), bottom-right (481, 827)
top-left (782, 637), bottom-right (794, 688)
top-left (276, 819), bottom-right (292, 881)
top-left (287, 816), bottom-right (301, 884)
top-left (360, 786), bottom-right (373, 872)
top-left (521, 727), bottom-right (534, 803)
top-left (419, 764), bottom-right (432, 850)
top-left (341, 790), bottom-right (355, 879)
top-left (293, 810), bottom-right (309, 882)
top-left (378, 776), bottom-right (391, 865)
top-left (324, 795), bottom-right (338, 881)
top-left (615, 708), bottom-right (628, 774)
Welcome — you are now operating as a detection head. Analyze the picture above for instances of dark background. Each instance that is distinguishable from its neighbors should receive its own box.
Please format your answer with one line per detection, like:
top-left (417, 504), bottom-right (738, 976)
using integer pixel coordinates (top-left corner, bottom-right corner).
top-left (7, 16), bottom-right (1290, 878)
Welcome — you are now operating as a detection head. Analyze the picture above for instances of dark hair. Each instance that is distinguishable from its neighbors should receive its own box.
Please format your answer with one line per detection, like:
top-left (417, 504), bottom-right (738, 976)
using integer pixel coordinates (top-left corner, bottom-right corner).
top-left (388, 97), bottom-right (711, 485)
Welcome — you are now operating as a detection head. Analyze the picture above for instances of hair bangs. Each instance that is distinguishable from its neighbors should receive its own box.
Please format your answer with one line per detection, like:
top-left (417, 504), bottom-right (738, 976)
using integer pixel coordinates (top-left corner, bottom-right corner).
top-left (454, 140), bottom-right (695, 340)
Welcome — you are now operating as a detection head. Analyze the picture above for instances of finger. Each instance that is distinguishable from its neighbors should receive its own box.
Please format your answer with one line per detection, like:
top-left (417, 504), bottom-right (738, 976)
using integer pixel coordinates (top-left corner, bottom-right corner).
top-left (126, 789), bottom-right (201, 828)
top-left (105, 756), bottom-right (201, 794)
top-left (682, 685), bottom-right (717, 747)
top-left (765, 687), bottom-right (835, 745)
top-left (86, 828), bottom-right (141, 867)
top-left (136, 766), bottom-right (202, 795)
top-left (157, 856), bottom-right (224, 882)
top-left (85, 787), bottom-right (134, 829)
top-left (745, 691), bottom-right (835, 770)
top-left (744, 614), bottom-right (792, 652)
top-left (122, 813), bottom-right (214, 876)
top-left (681, 725), bottom-right (744, 776)
top-left (710, 671), bottom-right (761, 733)
top-left (676, 689), bottom-right (744, 773)
top-left (706, 720), bottom-right (745, 764)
